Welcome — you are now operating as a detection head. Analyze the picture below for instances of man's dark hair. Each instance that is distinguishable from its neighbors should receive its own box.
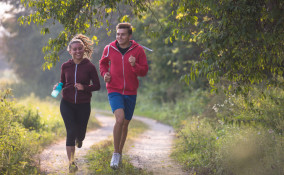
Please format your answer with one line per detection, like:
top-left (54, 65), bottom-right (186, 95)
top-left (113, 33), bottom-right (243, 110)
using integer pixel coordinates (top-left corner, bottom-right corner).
top-left (116, 23), bottom-right (133, 35)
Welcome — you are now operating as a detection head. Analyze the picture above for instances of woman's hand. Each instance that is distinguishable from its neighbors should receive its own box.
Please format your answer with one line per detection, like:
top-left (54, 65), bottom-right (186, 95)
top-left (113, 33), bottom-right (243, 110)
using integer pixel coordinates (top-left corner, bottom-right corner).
top-left (75, 83), bottom-right (84, 90)
top-left (53, 83), bottom-right (58, 90)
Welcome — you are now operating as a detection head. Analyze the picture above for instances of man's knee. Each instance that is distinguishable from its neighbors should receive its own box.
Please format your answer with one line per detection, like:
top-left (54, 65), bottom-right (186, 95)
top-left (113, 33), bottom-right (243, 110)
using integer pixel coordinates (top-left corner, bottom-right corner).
top-left (114, 108), bottom-right (125, 125)
top-left (122, 119), bottom-right (130, 129)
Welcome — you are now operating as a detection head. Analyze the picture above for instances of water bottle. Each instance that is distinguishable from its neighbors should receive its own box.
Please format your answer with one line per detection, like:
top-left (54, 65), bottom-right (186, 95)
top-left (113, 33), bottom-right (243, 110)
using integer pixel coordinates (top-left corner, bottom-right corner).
top-left (51, 82), bottom-right (63, 98)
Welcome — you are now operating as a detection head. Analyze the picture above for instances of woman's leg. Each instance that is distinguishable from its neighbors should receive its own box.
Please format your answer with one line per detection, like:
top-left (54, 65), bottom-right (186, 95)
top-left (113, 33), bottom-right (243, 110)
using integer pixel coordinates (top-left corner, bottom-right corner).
top-left (75, 102), bottom-right (91, 144)
top-left (60, 99), bottom-right (77, 163)
top-left (66, 146), bottom-right (75, 163)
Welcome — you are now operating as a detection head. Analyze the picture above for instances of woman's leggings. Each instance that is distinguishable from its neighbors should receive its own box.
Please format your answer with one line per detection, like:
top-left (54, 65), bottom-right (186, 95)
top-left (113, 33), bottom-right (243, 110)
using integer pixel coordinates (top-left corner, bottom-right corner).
top-left (60, 99), bottom-right (91, 146)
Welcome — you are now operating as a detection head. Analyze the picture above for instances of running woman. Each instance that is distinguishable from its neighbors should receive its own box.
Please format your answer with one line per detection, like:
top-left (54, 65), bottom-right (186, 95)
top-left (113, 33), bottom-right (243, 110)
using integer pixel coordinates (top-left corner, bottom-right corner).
top-left (54, 34), bottom-right (100, 173)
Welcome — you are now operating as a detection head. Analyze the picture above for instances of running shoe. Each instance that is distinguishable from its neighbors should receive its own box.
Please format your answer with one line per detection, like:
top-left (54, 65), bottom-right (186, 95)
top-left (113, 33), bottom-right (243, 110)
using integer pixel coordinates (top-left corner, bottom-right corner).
top-left (110, 153), bottom-right (121, 169)
top-left (76, 139), bottom-right (83, 148)
top-left (69, 162), bottom-right (78, 173)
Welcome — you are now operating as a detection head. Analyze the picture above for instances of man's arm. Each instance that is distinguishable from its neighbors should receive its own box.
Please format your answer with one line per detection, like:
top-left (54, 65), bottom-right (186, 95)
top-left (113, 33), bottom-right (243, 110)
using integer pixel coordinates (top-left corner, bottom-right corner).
top-left (130, 47), bottom-right (148, 77)
top-left (99, 45), bottom-right (110, 77)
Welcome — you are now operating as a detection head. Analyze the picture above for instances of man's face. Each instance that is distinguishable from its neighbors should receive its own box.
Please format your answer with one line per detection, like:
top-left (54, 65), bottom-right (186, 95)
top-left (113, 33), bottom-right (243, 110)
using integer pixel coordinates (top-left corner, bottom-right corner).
top-left (116, 28), bottom-right (132, 47)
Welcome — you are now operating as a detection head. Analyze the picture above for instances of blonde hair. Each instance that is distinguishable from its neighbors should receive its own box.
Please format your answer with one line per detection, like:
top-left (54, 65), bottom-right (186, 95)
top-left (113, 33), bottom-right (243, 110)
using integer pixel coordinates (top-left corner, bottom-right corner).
top-left (67, 34), bottom-right (94, 59)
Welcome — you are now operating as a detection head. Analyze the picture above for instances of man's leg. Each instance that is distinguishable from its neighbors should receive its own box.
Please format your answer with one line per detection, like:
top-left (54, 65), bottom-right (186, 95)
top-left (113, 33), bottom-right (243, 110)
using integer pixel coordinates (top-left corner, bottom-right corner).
top-left (113, 108), bottom-right (125, 153)
top-left (119, 119), bottom-right (130, 154)
top-left (118, 94), bottom-right (136, 154)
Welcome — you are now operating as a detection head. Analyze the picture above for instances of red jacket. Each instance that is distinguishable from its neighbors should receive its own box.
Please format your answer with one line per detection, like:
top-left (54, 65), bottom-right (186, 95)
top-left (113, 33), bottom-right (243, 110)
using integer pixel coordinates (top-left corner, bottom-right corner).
top-left (99, 40), bottom-right (148, 95)
top-left (60, 58), bottom-right (100, 104)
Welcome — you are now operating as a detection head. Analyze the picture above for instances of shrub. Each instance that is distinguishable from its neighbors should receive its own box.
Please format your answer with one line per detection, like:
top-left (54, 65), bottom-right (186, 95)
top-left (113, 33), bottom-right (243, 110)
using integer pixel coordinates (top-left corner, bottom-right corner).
top-left (0, 89), bottom-right (39, 174)
top-left (21, 109), bottom-right (43, 131)
top-left (173, 117), bottom-right (218, 174)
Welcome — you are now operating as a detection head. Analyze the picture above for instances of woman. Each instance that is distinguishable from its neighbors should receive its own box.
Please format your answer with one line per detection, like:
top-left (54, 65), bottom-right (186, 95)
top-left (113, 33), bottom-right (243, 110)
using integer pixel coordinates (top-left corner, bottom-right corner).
top-left (54, 34), bottom-right (100, 173)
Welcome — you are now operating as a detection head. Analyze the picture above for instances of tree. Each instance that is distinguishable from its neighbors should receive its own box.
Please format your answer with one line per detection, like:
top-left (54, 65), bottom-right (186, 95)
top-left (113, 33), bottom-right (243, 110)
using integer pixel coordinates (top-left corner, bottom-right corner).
top-left (132, 0), bottom-right (206, 102)
top-left (19, 0), bottom-right (152, 70)
top-left (19, 0), bottom-right (284, 95)
top-left (170, 0), bottom-right (284, 94)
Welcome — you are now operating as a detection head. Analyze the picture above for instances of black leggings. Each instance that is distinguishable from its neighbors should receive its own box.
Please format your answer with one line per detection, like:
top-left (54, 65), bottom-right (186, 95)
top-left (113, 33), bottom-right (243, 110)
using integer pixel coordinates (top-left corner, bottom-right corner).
top-left (60, 99), bottom-right (91, 146)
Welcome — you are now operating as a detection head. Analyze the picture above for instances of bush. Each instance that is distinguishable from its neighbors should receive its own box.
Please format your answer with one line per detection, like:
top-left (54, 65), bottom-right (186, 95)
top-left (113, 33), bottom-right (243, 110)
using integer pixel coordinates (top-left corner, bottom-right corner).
top-left (21, 109), bottom-right (43, 131)
top-left (0, 89), bottom-right (39, 174)
top-left (135, 86), bottom-right (284, 175)
top-left (213, 87), bottom-right (284, 134)
top-left (173, 117), bottom-right (217, 174)
top-left (216, 127), bottom-right (283, 175)
top-left (171, 87), bottom-right (284, 175)
top-left (173, 118), bottom-right (283, 175)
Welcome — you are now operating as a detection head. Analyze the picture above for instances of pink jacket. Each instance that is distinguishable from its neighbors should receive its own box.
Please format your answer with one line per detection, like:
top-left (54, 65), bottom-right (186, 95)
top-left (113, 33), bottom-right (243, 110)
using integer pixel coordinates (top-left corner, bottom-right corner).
top-left (99, 40), bottom-right (148, 95)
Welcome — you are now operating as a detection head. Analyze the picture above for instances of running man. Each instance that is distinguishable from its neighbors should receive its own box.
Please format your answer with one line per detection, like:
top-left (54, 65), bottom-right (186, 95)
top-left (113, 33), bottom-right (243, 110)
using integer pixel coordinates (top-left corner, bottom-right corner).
top-left (99, 22), bottom-right (148, 169)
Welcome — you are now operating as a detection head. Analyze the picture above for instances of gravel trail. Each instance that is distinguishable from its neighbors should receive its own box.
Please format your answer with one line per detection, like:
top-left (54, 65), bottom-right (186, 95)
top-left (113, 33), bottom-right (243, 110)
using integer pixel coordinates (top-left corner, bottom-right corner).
top-left (39, 112), bottom-right (187, 174)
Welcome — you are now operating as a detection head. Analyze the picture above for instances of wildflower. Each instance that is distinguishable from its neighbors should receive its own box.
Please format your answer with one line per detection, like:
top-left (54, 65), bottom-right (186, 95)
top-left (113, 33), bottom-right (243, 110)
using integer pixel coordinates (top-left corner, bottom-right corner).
top-left (212, 104), bottom-right (219, 112)
top-left (216, 137), bottom-right (219, 140)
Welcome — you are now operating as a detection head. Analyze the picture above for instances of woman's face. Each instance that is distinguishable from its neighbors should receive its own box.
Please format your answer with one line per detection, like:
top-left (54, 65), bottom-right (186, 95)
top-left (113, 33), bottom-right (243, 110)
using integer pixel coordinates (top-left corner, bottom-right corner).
top-left (69, 42), bottom-right (85, 61)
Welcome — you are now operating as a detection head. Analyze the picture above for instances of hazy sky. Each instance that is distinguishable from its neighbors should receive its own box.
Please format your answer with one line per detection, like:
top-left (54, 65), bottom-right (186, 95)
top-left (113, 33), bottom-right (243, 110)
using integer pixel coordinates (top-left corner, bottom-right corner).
top-left (0, 2), bottom-right (13, 37)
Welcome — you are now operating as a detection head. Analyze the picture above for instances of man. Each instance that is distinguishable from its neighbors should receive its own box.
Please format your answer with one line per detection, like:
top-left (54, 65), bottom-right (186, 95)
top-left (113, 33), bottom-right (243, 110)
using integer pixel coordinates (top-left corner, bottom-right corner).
top-left (99, 22), bottom-right (148, 169)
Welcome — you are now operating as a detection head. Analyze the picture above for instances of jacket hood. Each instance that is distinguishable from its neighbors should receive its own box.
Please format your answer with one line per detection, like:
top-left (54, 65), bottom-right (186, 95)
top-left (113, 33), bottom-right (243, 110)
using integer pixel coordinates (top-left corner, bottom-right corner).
top-left (110, 40), bottom-right (139, 49)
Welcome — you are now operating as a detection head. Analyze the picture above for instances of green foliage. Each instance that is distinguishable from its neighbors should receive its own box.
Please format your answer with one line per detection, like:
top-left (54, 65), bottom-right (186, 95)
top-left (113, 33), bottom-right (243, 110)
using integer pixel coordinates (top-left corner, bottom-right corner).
top-left (170, 0), bottom-right (284, 93)
top-left (173, 118), bottom-right (283, 175)
top-left (19, 0), bottom-right (151, 69)
top-left (135, 89), bottom-right (209, 127)
top-left (213, 86), bottom-right (284, 134)
top-left (135, 86), bottom-right (284, 175)
top-left (21, 109), bottom-right (43, 131)
top-left (13, 0), bottom-right (284, 96)
top-left (0, 89), bottom-right (39, 174)
top-left (174, 117), bottom-right (217, 174)
top-left (132, 0), bottom-right (207, 102)
top-left (216, 127), bottom-right (283, 175)
top-left (0, 89), bottom-right (100, 174)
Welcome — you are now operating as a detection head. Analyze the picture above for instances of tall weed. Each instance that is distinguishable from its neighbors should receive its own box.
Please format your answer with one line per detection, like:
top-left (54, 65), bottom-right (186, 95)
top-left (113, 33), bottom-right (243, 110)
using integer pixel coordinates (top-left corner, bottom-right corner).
top-left (134, 86), bottom-right (283, 175)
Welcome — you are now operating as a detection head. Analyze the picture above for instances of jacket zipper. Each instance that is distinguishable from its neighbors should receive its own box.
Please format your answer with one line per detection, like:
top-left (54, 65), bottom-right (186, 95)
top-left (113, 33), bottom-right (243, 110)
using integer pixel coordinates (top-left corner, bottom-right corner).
top-left (111, 45), bottom-right (137, 95)
top-left (75, 64), bottom-right (78, 104)
top-left (122, 55), bottom-right (125, 94)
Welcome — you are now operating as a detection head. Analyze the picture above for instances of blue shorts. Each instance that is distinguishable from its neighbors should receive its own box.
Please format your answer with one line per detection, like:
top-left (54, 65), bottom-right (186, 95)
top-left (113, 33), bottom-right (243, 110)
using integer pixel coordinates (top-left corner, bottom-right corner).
top-left (108, 92), bottom-right (137, 120)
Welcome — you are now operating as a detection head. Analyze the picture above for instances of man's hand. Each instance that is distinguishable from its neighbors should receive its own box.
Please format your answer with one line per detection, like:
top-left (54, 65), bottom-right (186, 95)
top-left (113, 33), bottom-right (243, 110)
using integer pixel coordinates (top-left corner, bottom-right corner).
top-left (104, 72), bottom-right (111, 83)
top-left (74, 83), bottom-right (84, 90)
top-left (129, 55), bottom-right (136, 67)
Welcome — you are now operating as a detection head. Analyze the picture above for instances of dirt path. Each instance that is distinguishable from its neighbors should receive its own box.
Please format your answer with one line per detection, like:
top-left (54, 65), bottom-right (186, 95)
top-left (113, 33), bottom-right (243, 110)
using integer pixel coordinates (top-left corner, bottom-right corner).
top-left (39, 112), bottom-right (186, 174)
top-left (127, 116), bottom-right (187, 175)
top-left (39, 114), bottom-right (114, 174)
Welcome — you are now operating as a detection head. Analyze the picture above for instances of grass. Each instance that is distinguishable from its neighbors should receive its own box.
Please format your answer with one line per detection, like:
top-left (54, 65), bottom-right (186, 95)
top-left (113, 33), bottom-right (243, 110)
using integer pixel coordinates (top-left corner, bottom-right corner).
top-left (128, 87), bottom-right (284, 175)
top-left (85, 118), bottom-right (152, 175)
